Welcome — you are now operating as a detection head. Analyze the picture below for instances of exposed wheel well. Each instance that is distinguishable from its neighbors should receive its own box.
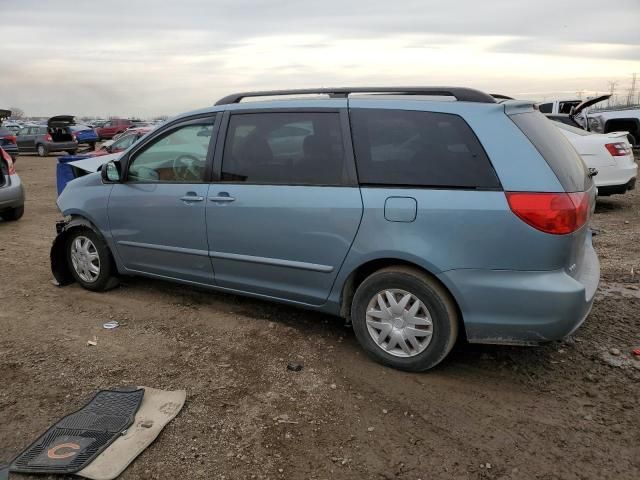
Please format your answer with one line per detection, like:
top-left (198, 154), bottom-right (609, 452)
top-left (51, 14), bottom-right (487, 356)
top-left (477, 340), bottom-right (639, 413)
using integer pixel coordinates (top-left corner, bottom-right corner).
top-left (604, 118), bottom-right (640, 145)
top-left (51, 219), bottom-right (116, 287)
top-left (339, 258), bottom-right (465, 337)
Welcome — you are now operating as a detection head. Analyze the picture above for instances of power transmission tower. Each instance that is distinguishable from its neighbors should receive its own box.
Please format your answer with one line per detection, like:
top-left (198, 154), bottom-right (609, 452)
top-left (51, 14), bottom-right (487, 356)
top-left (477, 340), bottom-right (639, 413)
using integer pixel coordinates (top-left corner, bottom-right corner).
top-left (607, 81), bottom-right (618, 107)
top-left (627, 73), bottom-right (637, 106)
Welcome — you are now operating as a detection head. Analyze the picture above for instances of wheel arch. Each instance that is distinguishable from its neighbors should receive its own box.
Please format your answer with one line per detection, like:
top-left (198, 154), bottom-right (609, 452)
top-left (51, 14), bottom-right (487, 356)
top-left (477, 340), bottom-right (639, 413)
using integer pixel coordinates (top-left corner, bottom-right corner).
top-left (603, 117), bottom-right (640, 145)
top-left (338, 257), bottom-right (466, 338)
top-left (50, 215), bottom-right (111, 286)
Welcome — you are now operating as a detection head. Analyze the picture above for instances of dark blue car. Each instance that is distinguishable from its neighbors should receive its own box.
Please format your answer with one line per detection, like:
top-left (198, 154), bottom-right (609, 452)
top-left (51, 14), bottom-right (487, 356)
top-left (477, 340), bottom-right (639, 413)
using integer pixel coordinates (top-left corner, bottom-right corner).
top-left (70, 125), bottom-right (99, 149)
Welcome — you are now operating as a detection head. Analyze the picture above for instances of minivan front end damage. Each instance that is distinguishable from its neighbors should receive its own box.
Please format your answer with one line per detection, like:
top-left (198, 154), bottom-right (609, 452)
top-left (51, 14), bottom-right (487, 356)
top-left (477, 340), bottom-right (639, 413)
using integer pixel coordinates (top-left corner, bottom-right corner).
top-left (50, 216), bottom-right (118, 289)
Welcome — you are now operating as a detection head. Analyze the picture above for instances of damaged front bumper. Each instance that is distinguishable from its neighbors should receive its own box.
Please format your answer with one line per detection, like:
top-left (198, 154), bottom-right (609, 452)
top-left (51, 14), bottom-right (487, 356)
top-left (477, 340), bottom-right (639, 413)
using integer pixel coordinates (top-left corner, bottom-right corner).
top-left (50, 218), bottom-right (75, 286)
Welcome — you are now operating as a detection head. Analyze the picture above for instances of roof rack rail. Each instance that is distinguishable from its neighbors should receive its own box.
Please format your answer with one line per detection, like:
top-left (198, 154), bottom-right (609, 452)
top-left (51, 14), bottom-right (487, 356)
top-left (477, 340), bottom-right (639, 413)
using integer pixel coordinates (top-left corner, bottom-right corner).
top-left (215, 87), bottom-right (496, 106)
top-left (490, 93), bottom-right (515, 100)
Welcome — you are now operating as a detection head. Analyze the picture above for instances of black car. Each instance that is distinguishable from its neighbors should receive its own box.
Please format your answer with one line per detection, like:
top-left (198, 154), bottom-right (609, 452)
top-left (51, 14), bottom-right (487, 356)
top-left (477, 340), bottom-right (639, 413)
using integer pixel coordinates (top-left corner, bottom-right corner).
top-left (16, 115), bottom-right (78, 157)
top-left (0, 109), bottom-right (18, 160)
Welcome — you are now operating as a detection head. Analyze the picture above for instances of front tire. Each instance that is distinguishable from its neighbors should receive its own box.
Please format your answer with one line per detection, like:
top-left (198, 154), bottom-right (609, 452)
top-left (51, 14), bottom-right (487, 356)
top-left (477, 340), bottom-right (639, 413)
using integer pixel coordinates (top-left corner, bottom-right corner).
top-left (1, 206), bottom-right (24, 221)
top-left (66, 228), bottom-right (116, 291)
top-left (351, 266), bottom-right (459, 372)
top-left (37, 144), bottom-right (47, 157)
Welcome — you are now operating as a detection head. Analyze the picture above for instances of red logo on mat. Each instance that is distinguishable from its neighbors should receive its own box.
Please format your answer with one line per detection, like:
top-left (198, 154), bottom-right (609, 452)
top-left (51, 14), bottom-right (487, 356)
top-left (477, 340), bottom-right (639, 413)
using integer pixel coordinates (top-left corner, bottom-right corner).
top-left (47, 442), bottom-right (80, 459)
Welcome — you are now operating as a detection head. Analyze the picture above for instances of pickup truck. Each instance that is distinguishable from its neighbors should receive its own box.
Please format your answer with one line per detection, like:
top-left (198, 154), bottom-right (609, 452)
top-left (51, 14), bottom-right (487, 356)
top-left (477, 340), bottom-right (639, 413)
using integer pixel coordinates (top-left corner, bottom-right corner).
top-left (538, 95), bottom-right (639, 146)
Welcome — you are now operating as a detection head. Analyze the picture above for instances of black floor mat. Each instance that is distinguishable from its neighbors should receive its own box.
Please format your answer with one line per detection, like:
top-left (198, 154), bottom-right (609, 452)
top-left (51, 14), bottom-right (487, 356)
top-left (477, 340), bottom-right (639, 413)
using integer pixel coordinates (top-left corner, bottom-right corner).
top-left (10, 388), bottom-right (144, 475)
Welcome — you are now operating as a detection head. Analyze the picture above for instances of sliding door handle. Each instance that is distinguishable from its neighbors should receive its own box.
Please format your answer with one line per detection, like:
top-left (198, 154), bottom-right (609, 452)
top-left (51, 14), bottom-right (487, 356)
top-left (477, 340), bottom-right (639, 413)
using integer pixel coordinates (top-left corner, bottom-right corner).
top-left (209, 192), bottom-right (235, 203)
top-left (180, 195), bottom-right (204, 203)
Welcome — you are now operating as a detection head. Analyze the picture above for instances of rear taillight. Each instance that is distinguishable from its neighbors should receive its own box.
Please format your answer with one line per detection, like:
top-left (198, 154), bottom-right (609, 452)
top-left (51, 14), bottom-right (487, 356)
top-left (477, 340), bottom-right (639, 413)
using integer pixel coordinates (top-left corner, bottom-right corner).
top-left (44, 133), bottom-right (53, 142)
top-left (605, 142), bottom-right (631, 156)
top-left (506, 192), bottom-right (589, 235)
top-left (71, 133), bottom-right (77, 140)
top-left (1, 148), bottom-right (15, 175)
top-left (2, 135), bottom-right (17, 144)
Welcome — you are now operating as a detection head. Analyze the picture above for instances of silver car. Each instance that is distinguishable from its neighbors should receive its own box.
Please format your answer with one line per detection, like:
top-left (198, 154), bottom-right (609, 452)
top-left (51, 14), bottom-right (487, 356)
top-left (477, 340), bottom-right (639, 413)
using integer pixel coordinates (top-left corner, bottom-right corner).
top-left (0, 147), bottom-right (24, 221)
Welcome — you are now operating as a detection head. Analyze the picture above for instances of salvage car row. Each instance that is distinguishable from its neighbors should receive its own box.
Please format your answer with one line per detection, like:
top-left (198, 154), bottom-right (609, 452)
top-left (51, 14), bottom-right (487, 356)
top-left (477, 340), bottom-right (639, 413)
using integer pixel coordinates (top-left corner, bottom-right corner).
top-left (0, 110), bottom-right (154, 158)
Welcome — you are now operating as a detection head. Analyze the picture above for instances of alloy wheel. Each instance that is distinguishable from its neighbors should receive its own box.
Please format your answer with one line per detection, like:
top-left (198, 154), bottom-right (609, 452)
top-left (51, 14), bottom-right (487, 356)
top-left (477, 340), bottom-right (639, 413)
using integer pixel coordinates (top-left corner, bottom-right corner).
top-left (70, 236), bottom-right (101, 283)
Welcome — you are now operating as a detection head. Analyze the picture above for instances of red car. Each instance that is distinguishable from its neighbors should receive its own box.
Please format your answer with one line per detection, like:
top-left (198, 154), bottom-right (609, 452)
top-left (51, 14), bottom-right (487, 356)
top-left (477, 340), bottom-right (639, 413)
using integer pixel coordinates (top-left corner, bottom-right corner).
top-left (95, 119), bottom-right (136, 140)
top-left (86, 127), bottom-right (152, 157)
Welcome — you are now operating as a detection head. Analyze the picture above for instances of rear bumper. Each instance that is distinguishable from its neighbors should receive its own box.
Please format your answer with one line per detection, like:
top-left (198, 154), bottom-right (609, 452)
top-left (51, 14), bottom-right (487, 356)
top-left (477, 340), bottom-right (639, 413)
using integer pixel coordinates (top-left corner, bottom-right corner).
top-left (0, 174), bottom-right (25, 211)
top-left (595, 162), bottom-right (637, 189)
top-left (76, 135), bottom-right (99, 144)
top-left (45, 141), bottom-right (78, 152)
top-left (438, 235), bottom-right (599, 345)
top-left (597, 177), bottom-right (636, 196)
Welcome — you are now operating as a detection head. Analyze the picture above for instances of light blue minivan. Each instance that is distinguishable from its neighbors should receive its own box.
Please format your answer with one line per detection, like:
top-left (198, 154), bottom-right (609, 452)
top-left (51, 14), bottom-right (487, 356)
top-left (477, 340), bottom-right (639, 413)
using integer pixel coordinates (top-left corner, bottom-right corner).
top-left (51, 87), bottom-right (599, 371)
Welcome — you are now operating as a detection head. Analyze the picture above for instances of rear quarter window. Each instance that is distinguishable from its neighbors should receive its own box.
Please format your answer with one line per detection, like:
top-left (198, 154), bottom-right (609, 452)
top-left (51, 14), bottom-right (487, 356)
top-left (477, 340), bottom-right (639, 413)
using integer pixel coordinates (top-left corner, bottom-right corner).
top-left (510, 111), bottom-right (589, 192)
top-left (350, 109), bottom-right (500, 189)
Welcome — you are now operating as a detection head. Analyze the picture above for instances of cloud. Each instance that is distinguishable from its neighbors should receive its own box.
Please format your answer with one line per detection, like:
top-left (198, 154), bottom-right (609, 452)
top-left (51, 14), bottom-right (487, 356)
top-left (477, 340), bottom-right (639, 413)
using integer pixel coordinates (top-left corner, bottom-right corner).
top-left (0, 0), bottom-right (638, 116)
top-left (492, 38), bottom-right (640, 61)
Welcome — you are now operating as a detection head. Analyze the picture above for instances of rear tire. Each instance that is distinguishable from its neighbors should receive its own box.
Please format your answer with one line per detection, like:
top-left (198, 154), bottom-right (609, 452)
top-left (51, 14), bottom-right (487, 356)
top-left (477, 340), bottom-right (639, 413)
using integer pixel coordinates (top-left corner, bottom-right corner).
top-left (1, 206), bottom-right (24, 221)
top-left (350, 266), bottom-right (459, 372)
top-left (89, 142), bottom-right (96, 150)
top-left (66, 228), bottom-right (116, 291)
top-left (36, 144), bottom-right (47, 157)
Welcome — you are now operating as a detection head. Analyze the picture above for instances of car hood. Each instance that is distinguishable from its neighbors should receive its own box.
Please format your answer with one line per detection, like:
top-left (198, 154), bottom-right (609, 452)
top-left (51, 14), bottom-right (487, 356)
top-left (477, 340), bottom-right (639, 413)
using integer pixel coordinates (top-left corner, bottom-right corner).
top-left (571, 94), bottom-right (611, 114)
top-left (69, 151), bottom-right (122, 173)
top-left (48, 115), bottom-right (76, 128)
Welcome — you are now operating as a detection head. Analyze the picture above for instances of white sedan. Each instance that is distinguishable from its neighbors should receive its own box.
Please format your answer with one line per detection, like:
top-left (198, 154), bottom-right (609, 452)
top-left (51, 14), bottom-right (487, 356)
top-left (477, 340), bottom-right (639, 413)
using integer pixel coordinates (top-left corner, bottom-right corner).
top-left (554, 122), bottom-right (637, 196)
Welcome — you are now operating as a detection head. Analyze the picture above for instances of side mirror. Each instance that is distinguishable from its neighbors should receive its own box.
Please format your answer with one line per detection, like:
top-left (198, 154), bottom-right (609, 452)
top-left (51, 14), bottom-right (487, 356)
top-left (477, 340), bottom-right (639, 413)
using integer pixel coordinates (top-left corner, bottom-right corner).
top-left (101, 160), bottom-right (122, 183)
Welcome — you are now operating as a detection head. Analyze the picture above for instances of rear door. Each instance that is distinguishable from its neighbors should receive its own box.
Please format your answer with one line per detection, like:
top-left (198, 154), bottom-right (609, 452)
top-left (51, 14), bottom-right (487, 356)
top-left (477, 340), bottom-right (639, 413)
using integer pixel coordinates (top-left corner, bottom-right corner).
top-left (107, 115), bottom-right (218, 285)
top-left (206, 107), bottom-right (363, 305)
top-left (16, 127), bottom-right (35, 151)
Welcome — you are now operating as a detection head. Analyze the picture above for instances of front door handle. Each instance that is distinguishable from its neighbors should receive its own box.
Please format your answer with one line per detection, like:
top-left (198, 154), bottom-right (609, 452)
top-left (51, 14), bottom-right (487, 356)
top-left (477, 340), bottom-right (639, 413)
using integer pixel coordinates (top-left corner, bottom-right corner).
top-left (209, 192), bottom-right (235, 203)
top-left (180, 194), bottom-right (204, 203)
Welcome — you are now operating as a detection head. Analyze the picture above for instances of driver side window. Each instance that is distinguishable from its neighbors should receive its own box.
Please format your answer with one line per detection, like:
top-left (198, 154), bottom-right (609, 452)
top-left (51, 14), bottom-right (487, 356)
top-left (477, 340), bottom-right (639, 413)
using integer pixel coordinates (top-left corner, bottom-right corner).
top-left (127, 122), bottom-right (214, 182)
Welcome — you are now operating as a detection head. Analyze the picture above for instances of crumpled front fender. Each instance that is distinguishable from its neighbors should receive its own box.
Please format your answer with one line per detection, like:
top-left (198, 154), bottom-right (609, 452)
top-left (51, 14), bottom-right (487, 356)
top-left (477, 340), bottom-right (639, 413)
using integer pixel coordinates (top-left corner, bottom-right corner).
top-left (50, 217), bottom-right (101, 286)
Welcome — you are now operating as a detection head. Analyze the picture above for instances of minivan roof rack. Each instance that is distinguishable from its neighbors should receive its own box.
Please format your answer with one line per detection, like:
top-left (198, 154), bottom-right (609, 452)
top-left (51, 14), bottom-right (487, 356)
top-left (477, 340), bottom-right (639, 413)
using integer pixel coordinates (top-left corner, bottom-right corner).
top-left (215, 87), bottom-right (496, 106)
top-left (490, 94), bottom-right (514, 100)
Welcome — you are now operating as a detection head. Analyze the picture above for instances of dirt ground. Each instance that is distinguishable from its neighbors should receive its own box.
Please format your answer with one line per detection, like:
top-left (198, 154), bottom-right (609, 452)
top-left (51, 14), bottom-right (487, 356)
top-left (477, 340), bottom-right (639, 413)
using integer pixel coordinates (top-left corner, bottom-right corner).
top-left (1, 154), bottom-right (639, 480)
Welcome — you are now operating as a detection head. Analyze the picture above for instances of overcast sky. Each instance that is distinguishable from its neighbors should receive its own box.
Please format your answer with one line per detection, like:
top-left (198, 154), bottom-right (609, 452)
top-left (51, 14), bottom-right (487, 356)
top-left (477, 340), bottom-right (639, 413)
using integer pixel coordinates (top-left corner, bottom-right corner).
top-left (1, 0), bottom-right (638, 118)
